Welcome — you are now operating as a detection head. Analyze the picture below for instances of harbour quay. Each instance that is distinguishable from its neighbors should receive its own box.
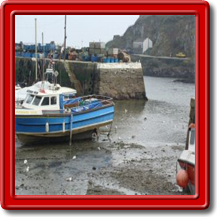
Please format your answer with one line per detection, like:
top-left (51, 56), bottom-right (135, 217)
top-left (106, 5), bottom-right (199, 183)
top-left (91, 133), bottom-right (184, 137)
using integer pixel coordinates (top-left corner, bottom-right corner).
top-left (15, 57), bottom-right (148, 100)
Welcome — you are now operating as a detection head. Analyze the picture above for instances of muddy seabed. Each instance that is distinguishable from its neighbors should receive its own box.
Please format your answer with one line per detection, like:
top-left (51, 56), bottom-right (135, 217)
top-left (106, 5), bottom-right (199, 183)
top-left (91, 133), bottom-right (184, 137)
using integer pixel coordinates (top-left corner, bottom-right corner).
top-left (15, 137), bottom-right (184, 195)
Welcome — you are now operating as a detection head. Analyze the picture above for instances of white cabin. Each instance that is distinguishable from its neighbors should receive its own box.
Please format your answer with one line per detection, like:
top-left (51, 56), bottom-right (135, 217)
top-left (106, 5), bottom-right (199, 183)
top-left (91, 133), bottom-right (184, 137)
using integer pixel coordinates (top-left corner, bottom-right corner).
top-left (22, 86), bottom-right (76, 111)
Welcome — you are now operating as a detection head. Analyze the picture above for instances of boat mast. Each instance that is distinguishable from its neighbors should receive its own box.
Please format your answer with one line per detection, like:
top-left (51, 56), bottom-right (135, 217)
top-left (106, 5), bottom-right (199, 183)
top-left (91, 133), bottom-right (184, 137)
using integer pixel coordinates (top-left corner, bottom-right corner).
top-left (60, 15), bottom-right (67, 85)
top-left (42, 32), bottom-right (44, 81)
top-left (64, 15), bottom-right (67, 61)
top-left (35, 18), bottom-right (38, 81)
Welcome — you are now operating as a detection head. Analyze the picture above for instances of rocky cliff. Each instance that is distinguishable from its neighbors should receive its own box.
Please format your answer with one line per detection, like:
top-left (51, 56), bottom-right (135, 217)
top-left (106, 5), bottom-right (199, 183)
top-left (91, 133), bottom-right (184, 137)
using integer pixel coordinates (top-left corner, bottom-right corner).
top-left (106, 15), bottom-right (195, 81)
top-left (107, 15), bottom-right (195, 57)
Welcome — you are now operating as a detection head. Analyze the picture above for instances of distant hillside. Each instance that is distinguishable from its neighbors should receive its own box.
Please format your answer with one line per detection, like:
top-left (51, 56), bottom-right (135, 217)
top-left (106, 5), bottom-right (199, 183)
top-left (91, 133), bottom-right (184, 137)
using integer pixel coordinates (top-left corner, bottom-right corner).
top-left (106, 15), bottom-right (195, 82)
top-left (106, 15), bottom-right (195, 57)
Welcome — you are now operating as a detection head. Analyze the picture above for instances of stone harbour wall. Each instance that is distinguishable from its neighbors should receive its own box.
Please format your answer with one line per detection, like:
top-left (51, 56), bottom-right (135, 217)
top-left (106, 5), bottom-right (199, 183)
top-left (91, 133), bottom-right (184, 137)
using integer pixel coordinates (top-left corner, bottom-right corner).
top-left (15, 57), bottom-right (147, 100)
top-left (96, 63), bottom-right (147, 100)
top-left (64, 61), bottom-right (96, 96)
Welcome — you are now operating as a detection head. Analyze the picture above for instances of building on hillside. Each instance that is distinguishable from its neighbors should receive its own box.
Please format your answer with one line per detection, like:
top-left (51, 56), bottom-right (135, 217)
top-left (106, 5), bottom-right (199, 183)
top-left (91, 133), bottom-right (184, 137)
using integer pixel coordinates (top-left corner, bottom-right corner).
top-left (133, 37), bottom-right (153, 54)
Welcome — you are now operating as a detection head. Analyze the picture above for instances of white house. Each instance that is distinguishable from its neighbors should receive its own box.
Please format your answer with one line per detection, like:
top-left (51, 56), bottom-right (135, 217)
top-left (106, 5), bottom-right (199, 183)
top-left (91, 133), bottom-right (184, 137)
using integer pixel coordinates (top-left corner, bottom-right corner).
top-left (133, 37), bottom-right (153, 53)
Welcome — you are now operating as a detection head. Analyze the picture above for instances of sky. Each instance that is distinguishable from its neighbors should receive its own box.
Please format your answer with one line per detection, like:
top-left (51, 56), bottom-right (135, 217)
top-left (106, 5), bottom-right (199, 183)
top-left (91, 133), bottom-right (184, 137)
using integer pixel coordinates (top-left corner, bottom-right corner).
top-left (15, 15), bottom-right (139, 48)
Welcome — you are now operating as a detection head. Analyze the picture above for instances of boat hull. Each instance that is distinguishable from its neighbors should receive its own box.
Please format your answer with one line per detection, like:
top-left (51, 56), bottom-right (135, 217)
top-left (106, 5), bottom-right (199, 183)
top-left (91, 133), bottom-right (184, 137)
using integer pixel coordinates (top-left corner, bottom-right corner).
top-left (15, 105), bottom-right (114, 144)
top-left (177, 148), bottom-right (195, 195)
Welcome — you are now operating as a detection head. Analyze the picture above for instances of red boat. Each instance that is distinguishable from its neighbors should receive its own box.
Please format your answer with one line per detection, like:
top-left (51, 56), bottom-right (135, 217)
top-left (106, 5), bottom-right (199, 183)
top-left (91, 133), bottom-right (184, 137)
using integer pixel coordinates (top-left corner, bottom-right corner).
top-left (176, 124), bottom-right (195, 194)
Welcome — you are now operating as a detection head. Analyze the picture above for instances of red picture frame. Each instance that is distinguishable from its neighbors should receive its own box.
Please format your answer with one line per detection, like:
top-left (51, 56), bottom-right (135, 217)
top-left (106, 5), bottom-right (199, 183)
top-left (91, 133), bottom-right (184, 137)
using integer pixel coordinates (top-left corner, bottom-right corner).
top-left (0, 0), bottom-right (210, 210)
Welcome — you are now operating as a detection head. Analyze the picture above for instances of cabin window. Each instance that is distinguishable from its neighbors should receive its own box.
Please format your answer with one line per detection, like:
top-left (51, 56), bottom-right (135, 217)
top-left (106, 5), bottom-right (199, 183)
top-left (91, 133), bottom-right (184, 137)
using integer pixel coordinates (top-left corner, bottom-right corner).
top-left (41, 97), bottom-right (49, 106)
top-left (26, 94), bottom-right (34, 104)
top-left (51, 96), bottom-right (57, 105)
top-left (32, 96), bottom-right (42, 106)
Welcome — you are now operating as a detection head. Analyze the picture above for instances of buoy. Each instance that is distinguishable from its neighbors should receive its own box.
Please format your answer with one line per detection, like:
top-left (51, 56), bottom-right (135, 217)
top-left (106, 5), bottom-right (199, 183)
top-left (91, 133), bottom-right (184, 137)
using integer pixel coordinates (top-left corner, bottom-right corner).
top-left (176, 169), bottom-right (189, 188)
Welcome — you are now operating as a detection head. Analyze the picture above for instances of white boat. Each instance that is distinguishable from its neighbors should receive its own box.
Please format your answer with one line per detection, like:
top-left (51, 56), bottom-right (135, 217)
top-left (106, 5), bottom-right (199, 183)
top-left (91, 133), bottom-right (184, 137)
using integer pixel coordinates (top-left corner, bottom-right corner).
top-left (15, 81), bottom-right (76, 106)
top-left (15, 67), bottom-right (76, 107)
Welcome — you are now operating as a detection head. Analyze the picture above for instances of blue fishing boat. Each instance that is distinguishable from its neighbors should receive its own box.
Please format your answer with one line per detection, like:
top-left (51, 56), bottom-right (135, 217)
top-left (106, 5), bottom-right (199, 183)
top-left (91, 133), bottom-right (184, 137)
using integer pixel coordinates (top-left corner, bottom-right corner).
top-left (15, 89), bottom-right (115, 144)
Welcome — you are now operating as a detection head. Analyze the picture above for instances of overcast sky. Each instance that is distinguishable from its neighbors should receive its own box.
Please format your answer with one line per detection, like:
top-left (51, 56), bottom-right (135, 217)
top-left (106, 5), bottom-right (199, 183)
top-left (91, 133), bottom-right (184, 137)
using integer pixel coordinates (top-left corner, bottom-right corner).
top-left (15, 15), bottom-right (139, 48)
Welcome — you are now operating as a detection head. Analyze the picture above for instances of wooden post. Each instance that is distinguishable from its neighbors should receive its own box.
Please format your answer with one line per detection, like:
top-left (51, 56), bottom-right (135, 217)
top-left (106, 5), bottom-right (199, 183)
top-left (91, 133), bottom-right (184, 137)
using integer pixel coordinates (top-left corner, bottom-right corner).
top-left (70, 112), bottom-right (73, 145)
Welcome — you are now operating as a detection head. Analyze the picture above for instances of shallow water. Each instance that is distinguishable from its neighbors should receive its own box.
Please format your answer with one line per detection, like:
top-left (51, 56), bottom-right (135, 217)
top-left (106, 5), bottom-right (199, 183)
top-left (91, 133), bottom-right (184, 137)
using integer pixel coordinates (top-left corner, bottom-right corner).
top-left (108, 76), bottom-right (195, 147)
